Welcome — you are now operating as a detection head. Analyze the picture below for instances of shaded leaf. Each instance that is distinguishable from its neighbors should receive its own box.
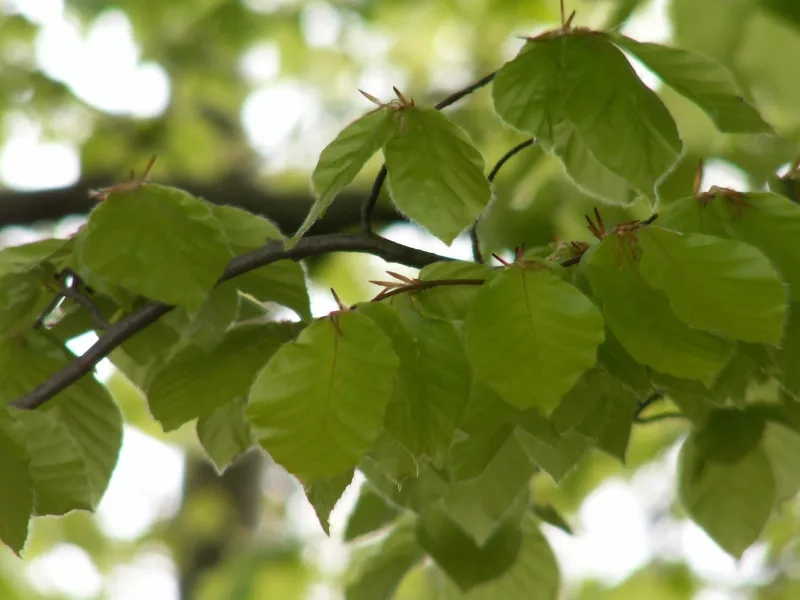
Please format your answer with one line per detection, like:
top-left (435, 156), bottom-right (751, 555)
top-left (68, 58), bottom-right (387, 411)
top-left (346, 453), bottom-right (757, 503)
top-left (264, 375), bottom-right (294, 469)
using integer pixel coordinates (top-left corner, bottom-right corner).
top-left (344, 484), bottom-right (401, 541)
top-left (516, 428), bottom-right (589, 483)
top-left (196, 398), bottom-right (254, 473)
top-left (761, 422), bottom-right (800, 504)
top-left (0, 409), bottom-right (33, 555)
top-left (531, 504), bottom-right (573, 535)
top-left (305, 469), bottom-right (354, 535)
top-left (694, 408), bottom-right (765, 463)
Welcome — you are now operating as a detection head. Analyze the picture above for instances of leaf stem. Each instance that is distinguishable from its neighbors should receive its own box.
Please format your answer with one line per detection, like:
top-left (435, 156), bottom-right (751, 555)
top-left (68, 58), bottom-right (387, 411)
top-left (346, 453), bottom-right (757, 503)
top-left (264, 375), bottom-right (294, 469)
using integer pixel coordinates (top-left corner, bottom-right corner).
top-left (361, 70), bottom-right (498, 235)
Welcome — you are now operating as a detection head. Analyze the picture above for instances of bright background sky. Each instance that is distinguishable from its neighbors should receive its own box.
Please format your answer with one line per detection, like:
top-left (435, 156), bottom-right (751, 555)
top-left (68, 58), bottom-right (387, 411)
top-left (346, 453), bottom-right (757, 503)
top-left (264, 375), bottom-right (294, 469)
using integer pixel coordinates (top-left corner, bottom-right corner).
top-left (0, 0), bottom-right (764, 598)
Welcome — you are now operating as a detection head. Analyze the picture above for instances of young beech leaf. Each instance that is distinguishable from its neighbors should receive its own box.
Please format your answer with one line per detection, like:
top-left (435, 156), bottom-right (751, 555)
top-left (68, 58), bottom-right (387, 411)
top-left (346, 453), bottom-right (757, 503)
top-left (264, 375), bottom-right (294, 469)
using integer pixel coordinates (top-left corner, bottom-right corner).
top-left (693, 409), bottom-right (765, 463)
top-left (384, 106), bottom-right (492, 245)
top-left (148, 322), bottom-right (296, 431)
top-left (305, 468), bottom-right (354, 536)
top-left (344, 484), bottom-right (401, 541)
top-left (345, 515), bottom-right (424, 600)
top-left (0, 332), bottom-right (122, 507)
top-left (75, 184), bottom-right (232, 310)
top-left (196, 398), bottom-right (254, 474)
top-left (0, 409), bottom-right (33, 556)
top-left (492, 32), bottom-right (681, 201)
top-left (609, 35), bottom-right (772, 133)
top-left (464, 265), bottom-right (604, 413)
top-left (416, 501), bottom-right (523, 592)
top-left (411, 513), bottom-right (559, 599)
top-left (415, 261), bottom-right (492, 320)
top-left (586, 237), bottom-right (733, 384)
top-left (678, 435), bottom-right (775, 558)
top-left (247, 312), bottom-right (399, 482)
top-left (638, 228), bottom-right (787, 344)
top-left (293, 107), bottom-right (397, 242)
top-left (358, 301), bottom-right (470, 465)
top-left (761, 422), bottom-right (800, 504)
top-left (711, 192), bottom-right (800, 302)
top-left (11, 409), bottom-right (93, 516)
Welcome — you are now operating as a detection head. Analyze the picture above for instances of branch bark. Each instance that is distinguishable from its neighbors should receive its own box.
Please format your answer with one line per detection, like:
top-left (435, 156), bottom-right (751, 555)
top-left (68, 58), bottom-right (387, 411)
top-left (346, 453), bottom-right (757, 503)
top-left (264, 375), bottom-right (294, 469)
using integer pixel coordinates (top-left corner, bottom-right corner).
top-left (10, 232), bottom-right (452, 411)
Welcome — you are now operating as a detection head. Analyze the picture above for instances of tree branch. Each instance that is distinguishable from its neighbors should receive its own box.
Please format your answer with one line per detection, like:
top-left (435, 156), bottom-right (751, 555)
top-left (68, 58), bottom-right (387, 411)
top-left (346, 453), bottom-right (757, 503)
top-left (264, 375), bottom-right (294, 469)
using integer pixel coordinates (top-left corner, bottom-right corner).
top-left (11, 232), bottom-right (452, 411)
top-left (361, 71), bottom-right (498, 234)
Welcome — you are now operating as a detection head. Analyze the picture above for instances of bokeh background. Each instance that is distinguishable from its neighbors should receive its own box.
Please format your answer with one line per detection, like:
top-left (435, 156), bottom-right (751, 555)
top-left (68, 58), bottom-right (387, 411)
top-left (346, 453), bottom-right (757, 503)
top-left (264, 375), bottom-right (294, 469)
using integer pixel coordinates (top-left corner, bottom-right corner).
top-left (2, 0), bottom-right (800, 598)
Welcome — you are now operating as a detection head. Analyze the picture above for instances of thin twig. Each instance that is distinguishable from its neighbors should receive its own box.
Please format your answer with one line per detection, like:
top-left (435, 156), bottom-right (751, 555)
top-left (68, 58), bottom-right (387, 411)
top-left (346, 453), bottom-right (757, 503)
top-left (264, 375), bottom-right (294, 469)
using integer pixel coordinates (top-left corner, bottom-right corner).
top-left (34, 270), bottom-right (109, 331)
top-left (59, 287), bottom-right (110, 331)
top-left (634, 412), bottom-right (685, 424)
top-left (11, 232), bottom-right (453, 412)
top-left (635, 391), bottom-right (664, 417)
top-left (471, 138), bottom-right (537, 263)
top-left (361, 71), bottom-right (498, 235)
top-left (371, 277), bottom-right (485, 302)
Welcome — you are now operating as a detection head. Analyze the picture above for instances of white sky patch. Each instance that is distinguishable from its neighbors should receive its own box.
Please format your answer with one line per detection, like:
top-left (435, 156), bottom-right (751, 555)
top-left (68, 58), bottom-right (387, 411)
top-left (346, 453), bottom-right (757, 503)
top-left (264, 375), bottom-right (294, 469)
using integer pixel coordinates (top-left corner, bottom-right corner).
top-left (106, 550), bottom-right (179, 600)
top-left (8, 0), bottom-right (65, 26)
top-left (0, 135), bottom-right (80, 190)
top-left (94, 427), bottom-right (184, 541)
top-left (700, 159), bottom-right (751, 192)
top-left (680, 523), bottom-right (771, 587)
top-left (300, 2), bottom-right (342, 49)
top-left (240, 42), bottom-right (281, 85)
top-left (35, 10), bottom-right (170, 118)
top-left (26, 543), bottom-right (103, 598)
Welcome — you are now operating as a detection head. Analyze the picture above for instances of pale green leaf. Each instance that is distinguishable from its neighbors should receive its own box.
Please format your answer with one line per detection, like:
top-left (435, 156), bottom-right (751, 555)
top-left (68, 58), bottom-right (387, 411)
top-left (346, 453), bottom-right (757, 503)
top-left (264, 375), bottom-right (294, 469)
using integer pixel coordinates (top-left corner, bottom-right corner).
top-left (247, 312), bottom-right (399, 481)
top-left (344, 485), bottom-right (400, 541)
top-left (610, 35), bottom-right (772, 133)
top-left (492, 33), bottom-right (681, 199)
top-left (587, 237), bottom-right (733, 383)
top-left (11, 409), bottom-right (92, 516)
top-left (305, 469), bottom-right (354, 536)
top-left (0, 270), bottom-right (53, 336)
top-left (777, 303), bottom-right (800, 399)
top-left (162, 283), bottom-right (240, 351)
top-left (0, 239), bottom-right (67, 276)
top-left (0, 410), bottom-right (33, 556)
top-left (294, 107), bottom-right (397, 241)
top-left (384, 106), bottom-right (492, 245)
top-left (465, 265), bottom-right (604, 412)
top-left (761, 422), bottom-right (800, 504)
top-left (516, 428), bottom-right (589, 483)
top-left (638, 227), bottom-right (787, 344)
top-left (196, 398), bottom-right (254, 473)
top-left (75, 184), bottom-right (232, 309)
top-left (210, 203), bottom-right (283, 252)
top-left (345, 515), bottom-right (424, 600)
top-left (148, 322), bottom-right (296, 430)
top-left (678, 435), bottom-right (774, 558)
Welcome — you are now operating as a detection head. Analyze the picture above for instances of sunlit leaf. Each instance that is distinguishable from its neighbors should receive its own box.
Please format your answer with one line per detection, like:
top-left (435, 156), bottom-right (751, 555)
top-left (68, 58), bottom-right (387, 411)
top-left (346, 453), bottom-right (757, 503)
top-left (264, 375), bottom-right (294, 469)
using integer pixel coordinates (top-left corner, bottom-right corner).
top-left (610, 35), bottom-right (772, 133)
top-left (384, 106), bottom-right (492, 244)
top-left (638, 227), bottom-right (787, 344)
top-left (465, 264), bottom-right (604, 412)
top-left (247, 312), bottom-right (399, 481)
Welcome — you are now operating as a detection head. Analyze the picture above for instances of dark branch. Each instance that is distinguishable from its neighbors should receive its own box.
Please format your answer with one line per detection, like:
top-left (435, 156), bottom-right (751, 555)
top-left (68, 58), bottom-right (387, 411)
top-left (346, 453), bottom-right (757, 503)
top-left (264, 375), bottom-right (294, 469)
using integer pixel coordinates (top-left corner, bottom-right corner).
top-left (635, 391), bottom-right (664, 417)
top-left (472, 138), bottom-right (536, 263)
top-left (11, 232), bottom-right (452, 412)
top-left (361, 71), bottom-right (498, 234)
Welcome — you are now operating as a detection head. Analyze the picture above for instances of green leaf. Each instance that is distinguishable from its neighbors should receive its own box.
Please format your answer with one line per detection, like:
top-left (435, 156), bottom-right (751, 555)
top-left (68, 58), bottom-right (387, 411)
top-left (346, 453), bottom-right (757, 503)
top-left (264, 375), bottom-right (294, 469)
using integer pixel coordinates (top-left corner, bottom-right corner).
top-left (444, 433), bottom-right (535, 544)
top-left (492, 33), bottom-right (681, 199)
top-left (465, 265), bottom-right (604, 412)
top-left (0, 270), bottom-right (53, 336)
top-left (777, 303), bottom-right (800, 399)
top-left (610, 35), bottom-right (772, 133)
top-left (0, 410), bottom-right (33, 556)
top-left (384, 106), bottom-right (492, 245)
top-left (359, 301), bottom-right (471, 464)
top-left (0, 239), bottom-right (67, 276)
top-left (293, 107), bottom-right (396, 241)
top-left (516, 428), bottom-right (589, 483)
top-left (404, 515), bottom-right (559, 600)
top-left (148, 322), bottom-right (296, 430)
top-left (211, 204), bottom-right (311, 320)
top-left (586, 237), bottom-right (733, 383)
top-left (416, 262), bottom-right (492, 320)
top-left (694, 409), bottom-right (765, 463)
top-left (596, 332), bottom-right (653, 396)
top-left (11, 409), bottom-right (92, 516)
top-left (531, 504), bottom-right (573, 535)
top-left (573, 377), bottom-right (639, 463)
top-left (762, 422), bottom-right (800, 504)
top-left (247, 312), bottom-right (399, 481)
top-left (416, 502), bottom-right (522, 592)
top-left (678, 435), bottom-right (775, 558)
top-left (345, 515), bottom-right (424, 600)
top-left (638, 227), bottom-right (787, 344)
top-left (196, 398), bottom-right (254, 473)
top-left (344, 485), bottom-right (401, 541)
top-left (75, 184), bottom-right (232, 310)
top-left (304, 469), bottom-right (354, 536)
top-left (0, 332), bottom-right (122, 505)
top-left (162, 283), bottom-right (240, 351)
top-left (713, 192), bottom-right (800, 302)
top-left (549, 369), bottom-right (608, 433)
